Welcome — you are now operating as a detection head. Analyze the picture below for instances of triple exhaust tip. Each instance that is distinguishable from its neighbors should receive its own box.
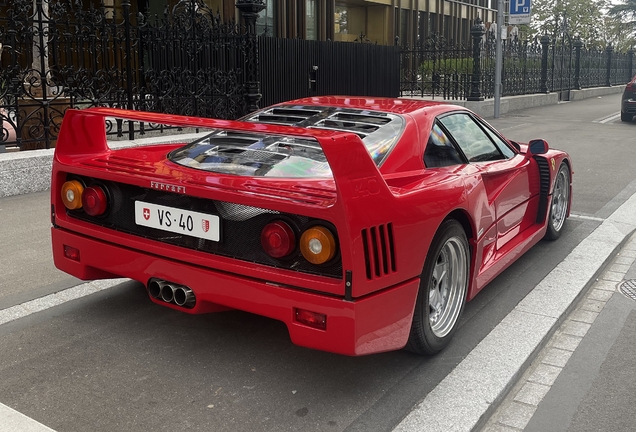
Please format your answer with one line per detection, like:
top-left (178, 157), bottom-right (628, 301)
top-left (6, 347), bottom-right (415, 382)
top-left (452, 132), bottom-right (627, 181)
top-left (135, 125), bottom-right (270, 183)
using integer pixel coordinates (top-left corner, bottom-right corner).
top-left (148, 279), bottom-right (196, 308)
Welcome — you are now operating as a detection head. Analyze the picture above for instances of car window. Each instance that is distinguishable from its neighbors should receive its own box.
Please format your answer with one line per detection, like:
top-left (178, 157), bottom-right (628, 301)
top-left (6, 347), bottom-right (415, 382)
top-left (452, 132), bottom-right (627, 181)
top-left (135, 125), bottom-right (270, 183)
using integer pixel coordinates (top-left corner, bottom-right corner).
top-left (439, 113), bottom-right (505, 163)
top-left (479, 120), bottom-right (516, 159)
top-left (424, 121), bottom-right (464, 168)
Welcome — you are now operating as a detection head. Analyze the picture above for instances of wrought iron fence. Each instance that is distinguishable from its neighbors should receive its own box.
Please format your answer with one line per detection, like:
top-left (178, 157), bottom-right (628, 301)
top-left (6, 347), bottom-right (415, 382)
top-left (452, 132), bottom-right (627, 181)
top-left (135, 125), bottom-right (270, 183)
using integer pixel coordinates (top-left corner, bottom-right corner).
top-left (399, 19), bottom-right (635, 103)
top-left (399, 35), bottom-right (472, 100)
top-left (0, 0), bottom-right (254, 150)
top-left (578, 45), bottom-right (607, 89)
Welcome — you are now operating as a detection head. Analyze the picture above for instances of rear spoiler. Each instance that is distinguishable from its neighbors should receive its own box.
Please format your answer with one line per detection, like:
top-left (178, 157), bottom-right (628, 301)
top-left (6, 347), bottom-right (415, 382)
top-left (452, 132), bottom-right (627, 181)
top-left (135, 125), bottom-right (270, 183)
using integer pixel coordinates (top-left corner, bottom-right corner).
top-left (56, 107), bottom-right (395, 202)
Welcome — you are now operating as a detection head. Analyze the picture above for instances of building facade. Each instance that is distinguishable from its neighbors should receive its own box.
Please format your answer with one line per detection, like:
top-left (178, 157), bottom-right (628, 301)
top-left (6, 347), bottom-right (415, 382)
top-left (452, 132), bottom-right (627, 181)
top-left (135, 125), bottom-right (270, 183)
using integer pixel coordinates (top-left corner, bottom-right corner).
top-left (250, 0), bottom-right (498, 46)
top-left (138, 0), bottom-right (498, 46)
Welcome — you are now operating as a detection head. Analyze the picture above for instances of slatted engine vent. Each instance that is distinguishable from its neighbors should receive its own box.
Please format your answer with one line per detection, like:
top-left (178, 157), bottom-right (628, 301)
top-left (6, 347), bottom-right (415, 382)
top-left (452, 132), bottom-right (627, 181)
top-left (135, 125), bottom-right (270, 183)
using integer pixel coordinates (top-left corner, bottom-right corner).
top-left (244, 106), bottom-right (393, 139)
top-left (361, 223), bottom-right (396, 279)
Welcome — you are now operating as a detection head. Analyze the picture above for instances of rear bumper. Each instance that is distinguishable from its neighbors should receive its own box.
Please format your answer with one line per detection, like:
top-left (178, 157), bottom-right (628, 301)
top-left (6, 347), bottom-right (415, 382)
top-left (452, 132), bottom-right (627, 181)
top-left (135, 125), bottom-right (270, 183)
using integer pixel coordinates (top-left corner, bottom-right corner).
top-left (52, 227), bottom-right (419, 356)
top-left (622, 99), bottom-right (636, 114)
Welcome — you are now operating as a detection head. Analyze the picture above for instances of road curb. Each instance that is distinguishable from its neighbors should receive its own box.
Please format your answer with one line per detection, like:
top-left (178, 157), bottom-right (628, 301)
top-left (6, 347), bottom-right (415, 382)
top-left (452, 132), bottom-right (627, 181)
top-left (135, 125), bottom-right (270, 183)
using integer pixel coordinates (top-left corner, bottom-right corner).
top-left (393, 191), bottom-right (636, 432)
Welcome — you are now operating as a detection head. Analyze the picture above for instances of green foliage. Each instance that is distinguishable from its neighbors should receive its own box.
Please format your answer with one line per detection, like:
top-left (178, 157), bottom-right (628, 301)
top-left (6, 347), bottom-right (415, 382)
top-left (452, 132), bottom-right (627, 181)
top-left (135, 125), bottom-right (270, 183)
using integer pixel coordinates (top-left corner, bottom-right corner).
top-left (529, 0), bottom-right (627, 47)
top-left (609, 0), bottom-right (636, 46)
top-left (418, 58), bottom-right (473, 76)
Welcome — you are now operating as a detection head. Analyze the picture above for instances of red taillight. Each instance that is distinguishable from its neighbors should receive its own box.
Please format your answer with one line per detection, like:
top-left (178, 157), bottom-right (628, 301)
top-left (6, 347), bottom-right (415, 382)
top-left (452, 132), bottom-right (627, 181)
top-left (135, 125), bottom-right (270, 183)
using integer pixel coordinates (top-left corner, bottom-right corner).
top-left (294, 308), bottom-right (327, 330)
top-left (63, 245), bottom-right (80, 261)
top-left (261, 221), bottom-right (296, 258)
top-left (81, 186), bottom-right (108, 216)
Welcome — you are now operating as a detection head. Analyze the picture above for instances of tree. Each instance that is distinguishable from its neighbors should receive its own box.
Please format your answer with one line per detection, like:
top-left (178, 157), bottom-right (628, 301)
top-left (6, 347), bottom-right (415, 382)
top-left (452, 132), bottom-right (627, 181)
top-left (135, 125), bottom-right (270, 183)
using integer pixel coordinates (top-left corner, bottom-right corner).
top-left (609, 0), bottom-right (636, 47)
top-left (530, 0), bottom-right (609, 41)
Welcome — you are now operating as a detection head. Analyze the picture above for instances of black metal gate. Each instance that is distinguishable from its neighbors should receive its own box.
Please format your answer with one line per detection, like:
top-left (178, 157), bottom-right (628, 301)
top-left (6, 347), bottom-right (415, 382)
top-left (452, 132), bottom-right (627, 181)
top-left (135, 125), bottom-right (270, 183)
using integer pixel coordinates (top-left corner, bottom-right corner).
top-left (259, 37), bottom-right (400, 107)
top-left (0, 0), bottom-right (252, 150)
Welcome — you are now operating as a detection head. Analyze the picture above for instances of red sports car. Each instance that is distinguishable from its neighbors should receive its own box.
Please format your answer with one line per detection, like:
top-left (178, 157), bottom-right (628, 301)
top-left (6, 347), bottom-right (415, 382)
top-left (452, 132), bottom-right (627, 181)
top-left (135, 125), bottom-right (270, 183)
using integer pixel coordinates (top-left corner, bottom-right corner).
top-left (51, 97), bottom-right (572, 356)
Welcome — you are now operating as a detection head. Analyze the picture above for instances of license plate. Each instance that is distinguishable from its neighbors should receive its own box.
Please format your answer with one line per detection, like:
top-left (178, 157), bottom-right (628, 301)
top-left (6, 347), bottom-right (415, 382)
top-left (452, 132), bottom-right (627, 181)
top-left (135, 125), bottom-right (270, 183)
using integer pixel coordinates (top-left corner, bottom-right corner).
top-left (134, 201), bottom-right (220, 241)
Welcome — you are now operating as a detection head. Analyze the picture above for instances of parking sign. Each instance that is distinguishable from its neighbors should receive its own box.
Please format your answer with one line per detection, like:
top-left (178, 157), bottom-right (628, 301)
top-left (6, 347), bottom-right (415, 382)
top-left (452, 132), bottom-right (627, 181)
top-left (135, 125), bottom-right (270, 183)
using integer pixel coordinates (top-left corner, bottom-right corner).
top-left (509, 0), bottom-right (531, 24)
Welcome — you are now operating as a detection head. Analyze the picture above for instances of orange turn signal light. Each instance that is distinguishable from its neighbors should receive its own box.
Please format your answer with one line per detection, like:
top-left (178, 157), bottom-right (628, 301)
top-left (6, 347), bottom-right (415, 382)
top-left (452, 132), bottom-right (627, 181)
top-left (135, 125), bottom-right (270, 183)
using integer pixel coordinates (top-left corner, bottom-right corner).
top-left (61, 180), bottom-right (84, 210)
top-left (300, 226), bottom-right (336, 265)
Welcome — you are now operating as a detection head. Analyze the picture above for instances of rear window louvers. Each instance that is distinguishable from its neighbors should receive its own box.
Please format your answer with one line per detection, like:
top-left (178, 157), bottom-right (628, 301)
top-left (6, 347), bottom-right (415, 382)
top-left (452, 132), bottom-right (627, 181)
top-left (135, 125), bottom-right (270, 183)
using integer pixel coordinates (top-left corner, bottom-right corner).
top-left (361, 223), bottom-right (396, 279)
top-left (242, 105), bottom-right (405, 166)
top-left (313, 112), bottom-right (391, 137)
top-left (252, 108), bottom-right (322, 125)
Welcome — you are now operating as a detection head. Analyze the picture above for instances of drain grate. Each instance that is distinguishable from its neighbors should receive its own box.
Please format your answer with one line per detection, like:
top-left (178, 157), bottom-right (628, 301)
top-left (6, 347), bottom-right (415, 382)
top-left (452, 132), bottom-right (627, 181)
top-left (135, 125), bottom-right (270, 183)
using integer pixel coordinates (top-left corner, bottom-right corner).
top-left (619, 280), bottom-right (636, 301)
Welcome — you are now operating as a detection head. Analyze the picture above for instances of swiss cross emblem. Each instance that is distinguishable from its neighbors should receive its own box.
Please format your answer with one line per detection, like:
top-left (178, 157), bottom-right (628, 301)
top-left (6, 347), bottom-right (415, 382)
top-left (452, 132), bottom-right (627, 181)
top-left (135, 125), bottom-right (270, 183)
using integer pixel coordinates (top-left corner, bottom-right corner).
top-left (202, 219), bottom-right (209, 232)
top-left (143, 208), bottom-right (150, 220)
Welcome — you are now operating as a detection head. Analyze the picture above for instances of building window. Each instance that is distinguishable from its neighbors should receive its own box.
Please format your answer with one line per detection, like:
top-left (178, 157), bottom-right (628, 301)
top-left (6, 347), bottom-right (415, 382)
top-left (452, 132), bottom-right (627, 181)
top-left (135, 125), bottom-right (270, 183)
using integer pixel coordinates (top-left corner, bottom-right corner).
top-left (400, 9), bottom-right (408, 45)
top-left (306, 0), bottom-right (317, 40)
top-left (335, 5), bottom-right (348, 34)
top-left (256, 1), bottom-right (276, 36)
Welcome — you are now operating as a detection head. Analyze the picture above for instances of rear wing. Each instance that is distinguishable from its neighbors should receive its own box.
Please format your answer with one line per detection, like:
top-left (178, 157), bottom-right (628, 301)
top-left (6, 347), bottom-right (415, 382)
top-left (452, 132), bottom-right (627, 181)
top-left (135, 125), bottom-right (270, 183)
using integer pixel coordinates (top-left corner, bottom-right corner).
top-left (57, 107), bottom-right (396, 202)
top-left (56, 108), bottom-right (400, 296)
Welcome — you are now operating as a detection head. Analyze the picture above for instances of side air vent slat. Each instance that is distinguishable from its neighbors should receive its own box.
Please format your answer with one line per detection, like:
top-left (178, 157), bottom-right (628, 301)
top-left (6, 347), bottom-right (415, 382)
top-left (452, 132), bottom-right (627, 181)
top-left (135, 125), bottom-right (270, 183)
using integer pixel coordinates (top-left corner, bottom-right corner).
top-left (362, 223), bottom-right (396, 280)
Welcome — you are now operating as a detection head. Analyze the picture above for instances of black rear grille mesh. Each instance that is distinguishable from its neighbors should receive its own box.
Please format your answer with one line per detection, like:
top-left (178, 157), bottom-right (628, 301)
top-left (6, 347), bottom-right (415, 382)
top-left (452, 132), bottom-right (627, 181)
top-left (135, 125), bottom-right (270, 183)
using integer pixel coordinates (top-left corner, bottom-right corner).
top-left (361, 223), bottom-right (396, 279)
top-left (67, 175), bottom-right (342, 279)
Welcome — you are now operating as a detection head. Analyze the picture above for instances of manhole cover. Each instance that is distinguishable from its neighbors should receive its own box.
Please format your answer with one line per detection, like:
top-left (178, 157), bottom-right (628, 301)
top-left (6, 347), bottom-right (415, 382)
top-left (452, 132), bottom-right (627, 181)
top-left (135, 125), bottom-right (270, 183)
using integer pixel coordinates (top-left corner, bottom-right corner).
top-left (619, 280), bottom-right (636, 301)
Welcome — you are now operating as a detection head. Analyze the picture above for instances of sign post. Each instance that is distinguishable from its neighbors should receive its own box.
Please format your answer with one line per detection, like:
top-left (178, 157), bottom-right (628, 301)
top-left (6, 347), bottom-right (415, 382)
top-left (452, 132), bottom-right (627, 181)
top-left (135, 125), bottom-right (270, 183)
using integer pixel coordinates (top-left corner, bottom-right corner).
top-left (509, 0), bottom-right (532, 25)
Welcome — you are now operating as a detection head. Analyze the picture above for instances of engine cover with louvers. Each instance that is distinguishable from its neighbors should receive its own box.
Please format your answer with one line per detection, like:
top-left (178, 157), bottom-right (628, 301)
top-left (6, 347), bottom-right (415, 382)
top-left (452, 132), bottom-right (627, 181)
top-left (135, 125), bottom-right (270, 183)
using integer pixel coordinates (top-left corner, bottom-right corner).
top-left (167, 105), bottom-right (406, 178)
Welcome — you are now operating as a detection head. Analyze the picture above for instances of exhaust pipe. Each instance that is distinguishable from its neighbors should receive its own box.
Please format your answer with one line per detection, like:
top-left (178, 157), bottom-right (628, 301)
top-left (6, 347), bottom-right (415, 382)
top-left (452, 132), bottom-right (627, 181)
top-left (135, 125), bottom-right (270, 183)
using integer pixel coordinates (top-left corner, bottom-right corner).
top-left (174, 287), bottom-right (196, 308)
top-left (148, 279), bottom-right (162, 299)
top-left (160, 283), bottom-right (176, 303)
top-left (147, 278), bottom-right (196, 308)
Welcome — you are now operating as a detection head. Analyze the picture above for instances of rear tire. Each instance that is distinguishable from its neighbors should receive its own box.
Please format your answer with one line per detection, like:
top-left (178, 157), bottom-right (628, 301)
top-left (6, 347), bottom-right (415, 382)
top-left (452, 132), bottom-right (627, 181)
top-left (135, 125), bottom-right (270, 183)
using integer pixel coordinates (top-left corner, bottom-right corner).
top-left (621, 112), bottom-right (633, 122)
top-left (545, 162), bottom-right (571, 240)
top-left (406, 220), bottom-right (469, 355)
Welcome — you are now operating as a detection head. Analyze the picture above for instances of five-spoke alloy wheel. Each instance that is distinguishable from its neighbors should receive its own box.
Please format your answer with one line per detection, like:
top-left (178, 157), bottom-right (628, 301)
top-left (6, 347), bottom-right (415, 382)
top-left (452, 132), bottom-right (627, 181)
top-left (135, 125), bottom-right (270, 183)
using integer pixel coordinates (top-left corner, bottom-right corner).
top-left (545, 162), bottom-right (571, 240)
top-left (407, 220), bottom-right (469, 355)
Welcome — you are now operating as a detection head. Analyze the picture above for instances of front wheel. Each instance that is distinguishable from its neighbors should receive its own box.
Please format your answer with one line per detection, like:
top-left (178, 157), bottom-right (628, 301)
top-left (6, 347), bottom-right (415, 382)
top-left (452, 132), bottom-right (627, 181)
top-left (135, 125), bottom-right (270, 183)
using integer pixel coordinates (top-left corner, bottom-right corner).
top-left (545, 162), bottom-right (571, 240)
top-left (406, 220), bottom-right (469, 355)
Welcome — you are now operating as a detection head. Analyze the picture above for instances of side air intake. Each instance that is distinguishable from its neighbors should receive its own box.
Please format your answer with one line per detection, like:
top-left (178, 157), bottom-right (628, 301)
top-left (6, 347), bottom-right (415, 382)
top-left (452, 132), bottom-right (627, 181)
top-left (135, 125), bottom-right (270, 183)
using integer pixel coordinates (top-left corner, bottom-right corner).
top-left (535, 157), bottom-right (551, 223)
top-left (361, 223), bottom-right (396, 279)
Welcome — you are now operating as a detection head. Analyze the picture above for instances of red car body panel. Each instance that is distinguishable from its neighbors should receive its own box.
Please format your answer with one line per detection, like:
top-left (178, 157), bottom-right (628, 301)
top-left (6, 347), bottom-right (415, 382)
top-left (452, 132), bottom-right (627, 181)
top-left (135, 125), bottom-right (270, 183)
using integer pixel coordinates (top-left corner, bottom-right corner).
top-left (50, 97), bottom-right (572, 355)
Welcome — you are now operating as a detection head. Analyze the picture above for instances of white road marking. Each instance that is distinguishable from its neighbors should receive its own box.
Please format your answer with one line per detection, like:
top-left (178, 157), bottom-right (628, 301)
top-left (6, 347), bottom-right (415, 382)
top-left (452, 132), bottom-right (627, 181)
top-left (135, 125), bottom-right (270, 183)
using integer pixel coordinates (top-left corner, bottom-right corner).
top-left (0, 279), bottom-right (126, 327)
top-left (0, 403), bottom-right (57, 431)
top-left (595, 112), bottom-right (621, 123)
top-left (569, 213), bottom-right (606, 222)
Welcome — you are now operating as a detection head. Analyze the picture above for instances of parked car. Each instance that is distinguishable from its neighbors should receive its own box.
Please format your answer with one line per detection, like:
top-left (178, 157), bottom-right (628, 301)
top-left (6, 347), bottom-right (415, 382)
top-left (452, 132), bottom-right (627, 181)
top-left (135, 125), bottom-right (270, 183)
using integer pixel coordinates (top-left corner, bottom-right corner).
top-left (50, 97), bottom-right (572, 356)
top-left (622, 75), bottom-right (636, 122)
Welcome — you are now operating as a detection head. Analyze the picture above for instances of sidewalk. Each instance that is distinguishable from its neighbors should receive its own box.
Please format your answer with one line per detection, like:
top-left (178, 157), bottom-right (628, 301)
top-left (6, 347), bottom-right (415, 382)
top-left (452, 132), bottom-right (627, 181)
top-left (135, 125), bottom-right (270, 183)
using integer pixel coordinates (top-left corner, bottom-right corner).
top-left (481, 233), bottom-right (636, 432)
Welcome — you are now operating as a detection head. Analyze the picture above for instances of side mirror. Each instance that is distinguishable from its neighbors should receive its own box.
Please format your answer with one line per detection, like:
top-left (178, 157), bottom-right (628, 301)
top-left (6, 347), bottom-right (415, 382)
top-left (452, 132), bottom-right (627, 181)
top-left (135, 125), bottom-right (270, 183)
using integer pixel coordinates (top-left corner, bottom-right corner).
top-left (528, 139), bottom-right (549, 155)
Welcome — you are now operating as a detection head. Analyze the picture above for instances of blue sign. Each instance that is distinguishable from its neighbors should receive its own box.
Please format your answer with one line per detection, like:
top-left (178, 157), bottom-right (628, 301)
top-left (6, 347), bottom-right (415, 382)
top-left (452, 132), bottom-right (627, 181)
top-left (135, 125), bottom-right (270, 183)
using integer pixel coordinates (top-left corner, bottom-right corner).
top-left (509, 0), bottom-right (531, 24)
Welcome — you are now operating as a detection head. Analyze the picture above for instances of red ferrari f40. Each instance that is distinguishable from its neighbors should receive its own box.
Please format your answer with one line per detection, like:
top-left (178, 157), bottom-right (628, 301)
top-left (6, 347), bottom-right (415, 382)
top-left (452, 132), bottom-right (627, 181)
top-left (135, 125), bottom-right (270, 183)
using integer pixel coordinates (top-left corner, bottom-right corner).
top-left (51, 97), bottom-right (572, 356)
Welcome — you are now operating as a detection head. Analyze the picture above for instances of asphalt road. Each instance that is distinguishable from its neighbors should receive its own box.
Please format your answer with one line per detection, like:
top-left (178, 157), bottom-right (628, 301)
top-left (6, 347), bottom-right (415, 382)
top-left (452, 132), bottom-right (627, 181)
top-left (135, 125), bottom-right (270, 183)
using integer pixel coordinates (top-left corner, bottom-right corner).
top-left (0, 93), bottom-right (633, 432)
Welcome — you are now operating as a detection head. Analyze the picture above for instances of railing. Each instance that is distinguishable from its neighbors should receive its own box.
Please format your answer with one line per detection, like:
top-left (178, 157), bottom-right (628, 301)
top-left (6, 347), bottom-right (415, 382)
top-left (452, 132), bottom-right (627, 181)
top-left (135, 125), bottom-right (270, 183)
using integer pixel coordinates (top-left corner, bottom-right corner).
top-left (399, 18), bottom-right (635, 102)
top-left (0, 0), bottom-right (260, 151)
top-left (400, 36), bottom-right (472, 100)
